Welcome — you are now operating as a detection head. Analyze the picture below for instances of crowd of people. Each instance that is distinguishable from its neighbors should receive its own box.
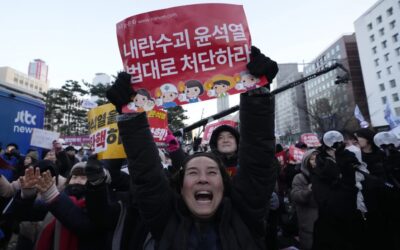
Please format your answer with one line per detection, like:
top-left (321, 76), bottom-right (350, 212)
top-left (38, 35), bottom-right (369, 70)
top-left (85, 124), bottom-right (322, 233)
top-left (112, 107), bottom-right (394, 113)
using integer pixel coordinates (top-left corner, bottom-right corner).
top-left (0, 47), bottom-right (399, 250)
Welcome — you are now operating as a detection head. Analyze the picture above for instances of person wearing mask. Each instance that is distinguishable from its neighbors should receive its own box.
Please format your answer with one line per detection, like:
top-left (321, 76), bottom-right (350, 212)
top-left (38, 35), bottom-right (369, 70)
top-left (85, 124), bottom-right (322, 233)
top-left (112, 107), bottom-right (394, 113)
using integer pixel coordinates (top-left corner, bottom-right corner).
top-left (290, 149), bottom-right (319, 250)
top-left (9, 162), bottom-right (106, 250)
top-left (311, 131), bottom-right (367, 250)
top-left (106, 46), bottom-right (278, 249)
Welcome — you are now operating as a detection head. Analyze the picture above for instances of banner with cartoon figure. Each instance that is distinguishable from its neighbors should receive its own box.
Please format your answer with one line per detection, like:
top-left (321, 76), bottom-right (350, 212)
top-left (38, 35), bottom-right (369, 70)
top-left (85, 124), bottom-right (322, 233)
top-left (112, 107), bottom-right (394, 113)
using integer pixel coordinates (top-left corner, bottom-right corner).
top-left (88, 104), bottom-right (169, 159)
top-left (116, 3), bottom-right (267, 113)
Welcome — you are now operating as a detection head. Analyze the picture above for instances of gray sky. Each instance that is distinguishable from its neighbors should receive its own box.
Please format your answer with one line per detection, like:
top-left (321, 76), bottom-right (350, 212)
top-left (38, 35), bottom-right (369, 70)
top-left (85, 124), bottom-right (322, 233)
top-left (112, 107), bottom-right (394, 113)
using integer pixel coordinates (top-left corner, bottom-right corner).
top-left (0, 0), bottom-right (377, 124)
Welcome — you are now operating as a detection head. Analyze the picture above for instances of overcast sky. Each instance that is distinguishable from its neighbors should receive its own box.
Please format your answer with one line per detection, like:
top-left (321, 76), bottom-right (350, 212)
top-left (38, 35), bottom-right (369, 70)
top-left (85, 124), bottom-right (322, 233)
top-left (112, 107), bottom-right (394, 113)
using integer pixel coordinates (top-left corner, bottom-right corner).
top-left (0, 0), bottom-right (377, 124)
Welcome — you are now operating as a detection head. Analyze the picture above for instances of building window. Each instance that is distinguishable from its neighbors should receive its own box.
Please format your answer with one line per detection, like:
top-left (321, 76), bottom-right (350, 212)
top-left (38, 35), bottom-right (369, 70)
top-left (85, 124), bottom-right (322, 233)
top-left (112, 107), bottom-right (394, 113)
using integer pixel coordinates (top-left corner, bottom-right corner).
top-left (367, 23), bottom-right (373, 30)
top-left (13, 77), bottom-right (18, 82)
top-left (387, 7), bottom-right (393, 16)
top-left (377, 15), bottom-right (382, 24)
top-left (370, 34), bottom-right (375, 42)
top-left (372, 46), bottom-right (377, 54)
top-left (390, 20), bottom-right (396, 29)
top-left (382, 96), bottom-right (387, 104)
top-left (377, 71), bottom-right (382, 79)
top-left (384, 53), bottom-right (390, 61)
top-left (387, 66), bottom-right (392, 74)
top-left (19, 80), bottom-right (23, 84)
top-left (395, 107), bottom-right (400, 116)
top-left (379, 83), bottom-right (385, 91)
top-left (393, 33), bottom-right (399, 43)
top-left (379, 28), bottom-right (385, 36)
top-left (396, 47), bottom-right (400, 56)
top-left (393, 93), bottom-right (399, 102)
top-left (382, 40), bottom-right (387, 48)
top-left (374, 58), bottom-right (380, 66)
top-left (390, 79), bottom-right (397, 88)
top-left (336, 44), bottom-right (340, 52)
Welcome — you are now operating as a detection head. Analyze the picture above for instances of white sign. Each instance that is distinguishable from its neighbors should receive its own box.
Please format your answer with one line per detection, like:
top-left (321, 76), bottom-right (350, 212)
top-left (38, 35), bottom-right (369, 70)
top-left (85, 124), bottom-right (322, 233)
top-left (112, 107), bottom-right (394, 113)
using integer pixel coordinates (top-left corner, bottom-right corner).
top-left (30, 128), bottom-right (60, 149)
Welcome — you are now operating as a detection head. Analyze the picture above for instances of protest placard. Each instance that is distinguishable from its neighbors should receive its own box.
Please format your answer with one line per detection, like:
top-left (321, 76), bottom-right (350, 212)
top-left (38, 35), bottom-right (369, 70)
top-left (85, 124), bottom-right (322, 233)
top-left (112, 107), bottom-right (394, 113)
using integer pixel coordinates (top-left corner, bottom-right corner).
top-left (88, 104), bottom-right (169, 159)
top-left (201, 119), bottom-right (238, 144)
top-left (116, 3), bottom-right (267, 113)
top-left (300, 133), bottom-right (321, 148)
top-left (30, 128), bottom-right (60, 149)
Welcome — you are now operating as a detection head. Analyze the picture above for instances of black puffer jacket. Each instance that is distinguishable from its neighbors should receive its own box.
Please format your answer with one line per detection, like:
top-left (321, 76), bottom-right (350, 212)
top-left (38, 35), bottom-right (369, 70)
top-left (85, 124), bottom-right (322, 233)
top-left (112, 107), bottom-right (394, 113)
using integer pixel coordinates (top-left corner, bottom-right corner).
top-left (118, 92), bottom-right (277, 250)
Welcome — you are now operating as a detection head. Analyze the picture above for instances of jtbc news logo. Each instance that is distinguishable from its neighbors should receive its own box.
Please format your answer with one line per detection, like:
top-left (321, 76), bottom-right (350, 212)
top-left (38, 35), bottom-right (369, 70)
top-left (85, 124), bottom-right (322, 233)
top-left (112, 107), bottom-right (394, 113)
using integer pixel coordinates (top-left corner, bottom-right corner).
top-left (14, 110), bottom-right (36, 125)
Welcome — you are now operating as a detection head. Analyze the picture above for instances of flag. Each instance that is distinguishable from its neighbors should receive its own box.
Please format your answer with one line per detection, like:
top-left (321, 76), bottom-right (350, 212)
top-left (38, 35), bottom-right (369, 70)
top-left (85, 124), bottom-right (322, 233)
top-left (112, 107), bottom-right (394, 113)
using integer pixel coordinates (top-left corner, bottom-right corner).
top-left (384, 102), bottom-right (400, 129)
top-left (354, 105), bottom-right (369, 128)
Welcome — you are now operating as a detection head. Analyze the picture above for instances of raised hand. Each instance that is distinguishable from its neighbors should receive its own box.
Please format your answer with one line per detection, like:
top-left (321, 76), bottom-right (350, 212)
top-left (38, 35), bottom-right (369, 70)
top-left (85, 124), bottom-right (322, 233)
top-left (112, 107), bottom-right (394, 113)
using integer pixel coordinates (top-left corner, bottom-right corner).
top-left (36, 170), bottom-right (55, 193)
top-left (247, 46), bottom-right (279, 83)
top-left (106, 72), bottom-right (136, 113)
top-left (20, 167), bottom-right (40, 189)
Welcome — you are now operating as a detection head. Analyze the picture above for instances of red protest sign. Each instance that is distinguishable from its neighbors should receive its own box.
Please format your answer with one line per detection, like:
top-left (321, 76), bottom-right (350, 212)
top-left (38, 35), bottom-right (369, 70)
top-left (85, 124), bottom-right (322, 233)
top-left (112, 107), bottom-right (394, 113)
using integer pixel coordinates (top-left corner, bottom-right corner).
top-left (117, 3), bottom-right (267, 113)
top-left (147, 110), bottom-right (169, 147)
top-left (300, 133), bottom-right (321, 148)
top-left (201, 120), bottom-right (237, 144)
top-left (288, 145), bottom-right (305, 164)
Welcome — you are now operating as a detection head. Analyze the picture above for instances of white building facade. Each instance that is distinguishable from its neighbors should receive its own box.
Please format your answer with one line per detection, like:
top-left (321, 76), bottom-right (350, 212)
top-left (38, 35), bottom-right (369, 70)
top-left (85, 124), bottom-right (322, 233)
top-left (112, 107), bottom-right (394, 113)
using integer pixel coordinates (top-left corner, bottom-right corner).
top-left (355, 0), bottom-right (400, 127)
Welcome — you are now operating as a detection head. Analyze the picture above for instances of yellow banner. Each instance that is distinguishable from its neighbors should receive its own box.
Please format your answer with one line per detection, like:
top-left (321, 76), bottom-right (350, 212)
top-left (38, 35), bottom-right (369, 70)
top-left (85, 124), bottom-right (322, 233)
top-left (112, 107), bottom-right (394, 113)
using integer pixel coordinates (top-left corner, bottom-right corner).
top-left (87, 103), bottom-right (126, 159)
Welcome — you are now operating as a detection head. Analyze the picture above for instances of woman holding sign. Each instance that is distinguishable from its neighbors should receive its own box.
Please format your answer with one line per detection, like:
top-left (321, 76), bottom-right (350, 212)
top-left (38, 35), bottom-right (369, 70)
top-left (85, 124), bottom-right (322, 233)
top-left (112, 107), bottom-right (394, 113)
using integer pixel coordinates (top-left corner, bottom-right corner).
top-left (106, 46), bottom-right (278, 249)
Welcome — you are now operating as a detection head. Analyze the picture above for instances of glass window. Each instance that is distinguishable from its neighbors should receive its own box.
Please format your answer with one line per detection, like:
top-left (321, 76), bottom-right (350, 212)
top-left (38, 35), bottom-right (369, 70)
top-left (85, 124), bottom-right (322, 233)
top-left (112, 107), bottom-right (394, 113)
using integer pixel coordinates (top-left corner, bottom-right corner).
top-left (387, 66), bottom-right (392, 75)
top-left (13, 77), bottom-right (18, 82)
top-left (374, 58), bottom-right (379, 66)
top-left (367, 23), bottom-right (373, 30)
top-left (379, 83), bottom-right (385, 91)
top-left (390, 79), bottom-right (397, 88)
top-left (382, 40), bottom-right (387, 48)
top-left (384, 53), bottom-right (390, 61)
top-left (393, 33), bottom-right (399, 43)
top-left (336, 44), bottom-right (340, 52)
top-left (395, 107), bottom-right (400, 116)
top-left (377, 71), bottom-right (382, 79)
top-left (387, 7), bottom-right (393, 16)
top-left (379, 28), bottom-right (385, 36)
top-left (382, 96), bottom-right (387, 104)
top-left (390, 20), bottom-right (396, 29)
top-left (372, 46), bottom-right (377, 54)
top-left (377, 15), bottom-right (382, 24)
top-left (393, 93), bottom-right (399, 102)
top-left (396, 47), bottom-right (400, 56)
top-left (370, 34), bottom-right (375, 42)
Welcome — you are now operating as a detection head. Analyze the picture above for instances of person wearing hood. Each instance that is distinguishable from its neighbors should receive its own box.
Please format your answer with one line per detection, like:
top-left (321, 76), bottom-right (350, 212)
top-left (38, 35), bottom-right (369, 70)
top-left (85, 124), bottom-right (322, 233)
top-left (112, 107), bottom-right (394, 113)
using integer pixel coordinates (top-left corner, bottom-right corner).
top-left (106, 45), bottom-right (279, 249)
top-left (290, 149), bottom-right (319, 250)
top-left (209, 125), bottom-right (240, 177)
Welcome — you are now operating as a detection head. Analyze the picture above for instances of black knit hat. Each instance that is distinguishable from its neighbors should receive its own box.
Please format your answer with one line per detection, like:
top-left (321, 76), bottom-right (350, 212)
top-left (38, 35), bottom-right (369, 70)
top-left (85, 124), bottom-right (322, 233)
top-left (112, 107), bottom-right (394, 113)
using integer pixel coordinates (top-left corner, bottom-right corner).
top-left (209, 125), bottom-right (240, 153)
top-left (35, 160), bottom-right (58, 177)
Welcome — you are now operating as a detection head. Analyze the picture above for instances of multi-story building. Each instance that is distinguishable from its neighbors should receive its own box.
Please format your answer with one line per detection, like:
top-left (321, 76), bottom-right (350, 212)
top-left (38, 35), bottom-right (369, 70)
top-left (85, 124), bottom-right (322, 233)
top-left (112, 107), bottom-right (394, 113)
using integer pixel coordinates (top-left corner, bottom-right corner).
top-left (354, 0), bottom-right (400, 128)
top-left (275, 63), bottom-right (310, 144)
top-left (0, 66), bottom-right (49, 94)
top-left (303, 34), bottom-right (369, 134)
top-left (28, 59), bottom-right (48, 82)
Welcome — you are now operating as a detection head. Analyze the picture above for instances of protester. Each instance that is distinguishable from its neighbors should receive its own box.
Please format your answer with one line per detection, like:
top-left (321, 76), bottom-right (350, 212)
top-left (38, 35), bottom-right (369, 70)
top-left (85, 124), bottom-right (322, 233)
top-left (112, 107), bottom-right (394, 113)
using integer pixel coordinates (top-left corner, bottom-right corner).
top-left (290, 149), bottom-right (318, 250)
top-left (106, 45), bottom-right (278, 249)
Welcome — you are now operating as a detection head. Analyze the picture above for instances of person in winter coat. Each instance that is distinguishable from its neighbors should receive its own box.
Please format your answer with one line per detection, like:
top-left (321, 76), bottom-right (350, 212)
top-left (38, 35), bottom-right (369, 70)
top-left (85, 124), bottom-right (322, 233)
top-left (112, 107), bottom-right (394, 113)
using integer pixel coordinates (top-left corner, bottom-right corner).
top-left (9, 162), bottom-right (107, 250)
top-left (290, 149), bottom-right (319, 250)
top-left (311, 131), bottom-right (367, 250)
top-left (106, 46), bottom-right (278, 249)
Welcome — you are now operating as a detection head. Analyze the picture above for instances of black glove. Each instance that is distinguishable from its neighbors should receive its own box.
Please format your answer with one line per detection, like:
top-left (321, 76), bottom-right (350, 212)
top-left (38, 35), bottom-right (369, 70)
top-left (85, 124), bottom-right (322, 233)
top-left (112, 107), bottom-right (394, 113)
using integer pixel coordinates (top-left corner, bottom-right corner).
top-left (335, 149), bottom-right (358, 186)
top-left (247, 46), bottom-right (279, 83)
top-left (85, 156), bottom-right (106, 184)
top-left (106, 72), bottom-right (136, 113)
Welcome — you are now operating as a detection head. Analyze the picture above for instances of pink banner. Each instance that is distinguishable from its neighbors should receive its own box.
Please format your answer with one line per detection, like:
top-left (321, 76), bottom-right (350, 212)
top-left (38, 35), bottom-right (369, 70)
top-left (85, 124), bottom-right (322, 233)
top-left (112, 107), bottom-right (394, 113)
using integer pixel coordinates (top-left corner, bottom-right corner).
top-left (61, 136), bottom-right (91, 146)
top-left (201, 120), bottom-right (237, 144)
top-left (300, 133), bottom-right (321, 148)
top-left (288, 145), bottom-right (305, 164)
top-left (117, 3), bottom-right (267, 113)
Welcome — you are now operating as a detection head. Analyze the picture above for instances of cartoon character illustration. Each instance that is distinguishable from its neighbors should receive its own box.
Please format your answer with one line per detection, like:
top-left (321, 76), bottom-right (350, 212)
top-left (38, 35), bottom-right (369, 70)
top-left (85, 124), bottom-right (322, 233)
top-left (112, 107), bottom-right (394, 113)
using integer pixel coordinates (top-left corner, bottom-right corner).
top-left (126, 88), bottom-right (155, 112)
top-left (235, 71), bottom-right (261, 91)
top-left (204, 75), bottom-right (239, 98)
top-left (178, 80), bottom-right (204, 103)
top-left (155, 83), bottom-right (178, 109)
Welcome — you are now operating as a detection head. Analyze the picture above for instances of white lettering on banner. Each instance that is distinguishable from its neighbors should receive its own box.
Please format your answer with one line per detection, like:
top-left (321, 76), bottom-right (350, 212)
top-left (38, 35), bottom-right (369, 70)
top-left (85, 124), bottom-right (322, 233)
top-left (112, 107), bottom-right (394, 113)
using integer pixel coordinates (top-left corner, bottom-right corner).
top-left (90, 128), bottom-right (108, 154)
top-left (14, 110), bottom-right (37, 125)
top-left (13, 125), bottom-right (33, 134)
top-left (150, 127), bottom-right (167, 141)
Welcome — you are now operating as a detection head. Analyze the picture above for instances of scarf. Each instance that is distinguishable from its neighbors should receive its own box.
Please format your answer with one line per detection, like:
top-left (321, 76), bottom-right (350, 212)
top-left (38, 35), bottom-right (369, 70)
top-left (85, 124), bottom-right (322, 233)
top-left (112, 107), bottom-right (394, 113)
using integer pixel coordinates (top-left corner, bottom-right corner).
top-left (35, 196), bottom-right (86, 250)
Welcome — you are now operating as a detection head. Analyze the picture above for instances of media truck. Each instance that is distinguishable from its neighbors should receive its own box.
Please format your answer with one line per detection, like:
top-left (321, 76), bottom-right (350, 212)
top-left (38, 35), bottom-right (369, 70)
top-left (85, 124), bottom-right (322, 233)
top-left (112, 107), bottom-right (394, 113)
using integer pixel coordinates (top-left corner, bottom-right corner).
top-left (0, 84), bottom-right (45, 154)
